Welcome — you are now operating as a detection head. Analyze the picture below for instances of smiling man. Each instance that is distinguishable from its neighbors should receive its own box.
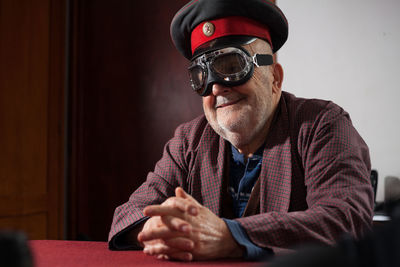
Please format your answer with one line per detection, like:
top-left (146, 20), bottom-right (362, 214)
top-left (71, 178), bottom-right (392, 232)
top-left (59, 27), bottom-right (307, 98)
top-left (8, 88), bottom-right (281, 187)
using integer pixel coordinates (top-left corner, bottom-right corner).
top-left (202, 38), bottom-right (281, 157)
top-left (108, 0), bottom-right (374, 262)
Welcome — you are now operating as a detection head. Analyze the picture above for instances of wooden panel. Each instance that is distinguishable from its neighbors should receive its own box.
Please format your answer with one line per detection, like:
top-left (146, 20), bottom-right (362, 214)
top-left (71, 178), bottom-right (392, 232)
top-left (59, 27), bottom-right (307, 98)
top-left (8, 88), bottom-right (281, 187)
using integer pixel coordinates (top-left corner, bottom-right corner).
top-left (0, 195), bottom-right (47, 217)
top-left (0, 213), bottom-right (47, 240)
top-left (46, 0), bottom-right (67, 240)
top-left (0, 0), bottom-right (65, 239)
top-left (0, 0), bottom-right (49, 197)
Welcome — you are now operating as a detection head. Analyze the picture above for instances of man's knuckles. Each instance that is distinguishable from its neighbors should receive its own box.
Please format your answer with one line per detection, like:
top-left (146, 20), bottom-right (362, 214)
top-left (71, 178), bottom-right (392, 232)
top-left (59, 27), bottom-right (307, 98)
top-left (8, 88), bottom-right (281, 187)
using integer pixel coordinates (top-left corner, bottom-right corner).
top-left (162, 197), bottom-right (190, 210)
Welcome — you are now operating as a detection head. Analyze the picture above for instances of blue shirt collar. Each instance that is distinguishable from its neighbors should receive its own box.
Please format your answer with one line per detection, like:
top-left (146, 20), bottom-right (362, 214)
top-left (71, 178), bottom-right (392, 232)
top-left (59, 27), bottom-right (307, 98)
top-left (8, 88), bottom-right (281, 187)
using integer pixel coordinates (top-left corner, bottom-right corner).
top-left (231, 144), bottom-right (264, 165)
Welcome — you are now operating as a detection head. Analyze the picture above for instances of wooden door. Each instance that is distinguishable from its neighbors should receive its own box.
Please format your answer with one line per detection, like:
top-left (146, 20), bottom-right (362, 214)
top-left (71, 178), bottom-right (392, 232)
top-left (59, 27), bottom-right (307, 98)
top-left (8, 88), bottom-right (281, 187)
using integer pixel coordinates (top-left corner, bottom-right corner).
top-left (0, 0), bottom-right (66, 239)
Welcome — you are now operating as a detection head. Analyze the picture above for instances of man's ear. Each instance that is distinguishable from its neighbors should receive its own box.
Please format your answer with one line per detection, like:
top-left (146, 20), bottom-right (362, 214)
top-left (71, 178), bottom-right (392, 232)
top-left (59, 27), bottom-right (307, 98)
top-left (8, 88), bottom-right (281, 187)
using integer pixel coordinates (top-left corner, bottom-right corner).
top-left (272, 62), bottom-right (284, 93)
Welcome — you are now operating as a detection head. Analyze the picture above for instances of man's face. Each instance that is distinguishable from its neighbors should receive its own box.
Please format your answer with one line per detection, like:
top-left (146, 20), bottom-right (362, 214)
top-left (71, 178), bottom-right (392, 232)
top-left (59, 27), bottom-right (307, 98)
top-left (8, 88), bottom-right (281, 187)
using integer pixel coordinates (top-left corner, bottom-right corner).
top-left (202, 38), bottom-right (283, 152)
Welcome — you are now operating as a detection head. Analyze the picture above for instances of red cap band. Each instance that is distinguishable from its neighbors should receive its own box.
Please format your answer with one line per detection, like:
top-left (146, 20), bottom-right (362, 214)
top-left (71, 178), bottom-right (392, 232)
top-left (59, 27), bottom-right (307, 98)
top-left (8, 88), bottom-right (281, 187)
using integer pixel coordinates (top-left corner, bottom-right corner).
top-left (191, 16), bottom-right (272, 54)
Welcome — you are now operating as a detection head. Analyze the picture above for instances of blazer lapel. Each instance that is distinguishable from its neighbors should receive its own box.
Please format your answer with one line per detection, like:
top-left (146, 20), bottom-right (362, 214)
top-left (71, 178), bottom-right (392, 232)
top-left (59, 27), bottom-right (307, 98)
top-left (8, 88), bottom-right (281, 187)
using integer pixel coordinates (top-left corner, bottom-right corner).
top-left (259, 96), bottom-right (292, 213)
top-left (189, 126), bottom-right (229, 216)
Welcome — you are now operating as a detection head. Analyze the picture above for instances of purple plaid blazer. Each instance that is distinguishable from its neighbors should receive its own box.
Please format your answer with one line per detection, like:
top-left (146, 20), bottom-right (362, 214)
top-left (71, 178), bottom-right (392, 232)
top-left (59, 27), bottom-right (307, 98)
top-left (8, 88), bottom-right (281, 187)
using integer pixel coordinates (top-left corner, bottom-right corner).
top-left (109, 91), bottom-right (373, 252)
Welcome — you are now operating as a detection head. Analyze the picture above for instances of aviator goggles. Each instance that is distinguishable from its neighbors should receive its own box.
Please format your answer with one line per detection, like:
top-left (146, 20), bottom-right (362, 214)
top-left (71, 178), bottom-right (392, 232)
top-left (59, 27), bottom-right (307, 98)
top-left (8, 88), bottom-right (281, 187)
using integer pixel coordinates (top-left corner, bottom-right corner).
top-left (188, 47), bottom-right (273, 96)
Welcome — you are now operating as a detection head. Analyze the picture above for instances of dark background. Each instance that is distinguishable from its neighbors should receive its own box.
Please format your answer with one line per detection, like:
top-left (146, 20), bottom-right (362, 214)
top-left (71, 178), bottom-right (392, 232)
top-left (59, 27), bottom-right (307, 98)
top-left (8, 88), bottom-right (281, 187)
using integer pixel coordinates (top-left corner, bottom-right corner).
top-left (68, 0), bottom-right (203, 241)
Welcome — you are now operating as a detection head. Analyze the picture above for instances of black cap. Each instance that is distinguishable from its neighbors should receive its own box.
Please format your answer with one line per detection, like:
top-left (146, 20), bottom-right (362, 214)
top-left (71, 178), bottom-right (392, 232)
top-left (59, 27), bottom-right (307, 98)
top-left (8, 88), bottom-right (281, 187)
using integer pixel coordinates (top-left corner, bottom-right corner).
top-left (170, 0), bottom-right (289, 60)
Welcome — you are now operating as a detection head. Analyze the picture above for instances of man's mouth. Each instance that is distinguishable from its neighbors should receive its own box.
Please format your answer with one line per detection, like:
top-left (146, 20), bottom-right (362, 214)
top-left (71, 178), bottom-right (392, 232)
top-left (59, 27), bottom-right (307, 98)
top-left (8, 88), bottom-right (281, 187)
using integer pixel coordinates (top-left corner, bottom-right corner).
top-left (215, 97), bottom-right (244, 109)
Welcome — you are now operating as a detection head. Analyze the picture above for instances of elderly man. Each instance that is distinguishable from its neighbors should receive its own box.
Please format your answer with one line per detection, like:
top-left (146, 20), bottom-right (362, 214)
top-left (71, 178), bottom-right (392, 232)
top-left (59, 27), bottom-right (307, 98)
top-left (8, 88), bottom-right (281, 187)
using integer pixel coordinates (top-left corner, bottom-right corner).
top-left (108, 0), bottom-right (373, 262)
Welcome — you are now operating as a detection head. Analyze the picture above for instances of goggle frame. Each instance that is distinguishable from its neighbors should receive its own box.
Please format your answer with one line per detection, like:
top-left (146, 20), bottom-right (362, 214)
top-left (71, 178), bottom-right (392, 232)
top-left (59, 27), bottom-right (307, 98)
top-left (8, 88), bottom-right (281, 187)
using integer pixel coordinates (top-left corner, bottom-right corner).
top-left (188, 47), bottom-right (273, 96)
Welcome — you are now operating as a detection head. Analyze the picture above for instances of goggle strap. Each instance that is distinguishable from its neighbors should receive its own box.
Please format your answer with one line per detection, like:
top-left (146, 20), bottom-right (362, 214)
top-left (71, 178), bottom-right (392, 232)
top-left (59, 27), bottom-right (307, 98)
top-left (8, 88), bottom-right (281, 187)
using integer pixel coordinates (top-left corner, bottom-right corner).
top-left (253, 54), bottom-right (273, 67)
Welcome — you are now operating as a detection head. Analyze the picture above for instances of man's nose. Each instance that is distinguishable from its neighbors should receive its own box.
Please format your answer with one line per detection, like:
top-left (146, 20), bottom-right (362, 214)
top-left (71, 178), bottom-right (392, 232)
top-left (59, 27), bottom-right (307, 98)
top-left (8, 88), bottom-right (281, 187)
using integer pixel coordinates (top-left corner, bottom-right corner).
top-left (211, 83), bottom-right (232, 96)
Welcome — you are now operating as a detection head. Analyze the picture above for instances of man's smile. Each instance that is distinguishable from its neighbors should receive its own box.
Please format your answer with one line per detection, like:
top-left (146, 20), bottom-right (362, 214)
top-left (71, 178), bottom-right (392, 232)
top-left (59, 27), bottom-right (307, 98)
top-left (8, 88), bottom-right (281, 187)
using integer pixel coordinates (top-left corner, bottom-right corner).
top-left (215, 96), bottom-right (245, 109)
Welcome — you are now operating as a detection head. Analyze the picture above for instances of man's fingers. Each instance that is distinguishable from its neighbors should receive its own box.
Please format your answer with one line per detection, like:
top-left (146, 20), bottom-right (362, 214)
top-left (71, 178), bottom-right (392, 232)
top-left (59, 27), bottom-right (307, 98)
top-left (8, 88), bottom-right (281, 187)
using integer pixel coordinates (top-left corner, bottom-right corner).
top-left (138, 226), bottom-right (169, 242)
top-left (161, 215), bottom-right (192, 233)
top-left (143, 238), bottom-right (194, 262)
top-left (161, 196), bottom-right (188, 210)
top-left (168, 251), bottom-right (193, 262)
top-left (138, 225), bottom-right (188, 242)
top-left (144, 236), bottom-right (193, 252)
top-left (156, 254), bottom-right (169, 261)
top-left (143, 242), bottom-right (168, 255)
top-left (144, 199), bottom-right (197, 217)
top-left (147, 250), bottom-right (193, 262)
top-left (144, 205), bottom-right (182, 217)
top-left (175, 187), bottom-right (188, 199)
top-left (163, 237), bottom-right (194, 251)
top-left (174, 187), bottom-right (199, 215)
top-left (175, 187), bottom-right (199, 215)
top-left (144, 238), bottom-right (194, 253)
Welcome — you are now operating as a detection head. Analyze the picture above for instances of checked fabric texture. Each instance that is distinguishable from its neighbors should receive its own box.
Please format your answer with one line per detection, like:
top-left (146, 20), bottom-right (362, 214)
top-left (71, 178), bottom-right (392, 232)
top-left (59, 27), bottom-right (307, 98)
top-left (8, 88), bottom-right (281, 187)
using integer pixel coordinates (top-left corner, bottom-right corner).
top-left (109, 91), bottom-right (374, 253)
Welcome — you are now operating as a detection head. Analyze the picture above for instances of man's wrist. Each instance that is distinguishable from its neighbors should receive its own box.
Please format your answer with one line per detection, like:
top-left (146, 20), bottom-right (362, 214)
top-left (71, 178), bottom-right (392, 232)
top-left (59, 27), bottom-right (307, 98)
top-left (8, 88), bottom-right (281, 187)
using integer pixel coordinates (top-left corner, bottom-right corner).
top-left (220, 218), bottom-right (245, 258)
top-left (223, 218), bottom-right (273, 260)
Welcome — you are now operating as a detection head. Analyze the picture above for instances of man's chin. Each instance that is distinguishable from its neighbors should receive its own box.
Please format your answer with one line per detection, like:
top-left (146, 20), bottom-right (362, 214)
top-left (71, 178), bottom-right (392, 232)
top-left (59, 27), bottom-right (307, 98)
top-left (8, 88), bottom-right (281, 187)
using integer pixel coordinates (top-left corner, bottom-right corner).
top-left (217, 121), bottom-right (238, 132)
top-left (217, 117), bottom-right (247, 132)
top-left (221, 132), bottom-right (253, 150)
top-left (216, 123), bottom-right (251, 142)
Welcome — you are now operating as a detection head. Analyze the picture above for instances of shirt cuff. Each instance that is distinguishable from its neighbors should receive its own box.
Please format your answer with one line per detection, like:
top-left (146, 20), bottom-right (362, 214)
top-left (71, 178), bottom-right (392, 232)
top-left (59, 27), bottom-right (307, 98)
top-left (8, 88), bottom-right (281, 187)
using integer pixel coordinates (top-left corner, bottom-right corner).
top-left (109, 217), bottom-right (149, 250)
top-left (223, 218), bottom-right (273, 261)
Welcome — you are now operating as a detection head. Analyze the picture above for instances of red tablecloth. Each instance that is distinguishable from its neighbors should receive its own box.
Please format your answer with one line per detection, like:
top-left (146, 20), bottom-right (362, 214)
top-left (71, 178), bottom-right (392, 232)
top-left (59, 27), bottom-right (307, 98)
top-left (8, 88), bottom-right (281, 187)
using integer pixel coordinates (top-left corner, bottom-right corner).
top-left (29, 240), bottom-right (261, 267)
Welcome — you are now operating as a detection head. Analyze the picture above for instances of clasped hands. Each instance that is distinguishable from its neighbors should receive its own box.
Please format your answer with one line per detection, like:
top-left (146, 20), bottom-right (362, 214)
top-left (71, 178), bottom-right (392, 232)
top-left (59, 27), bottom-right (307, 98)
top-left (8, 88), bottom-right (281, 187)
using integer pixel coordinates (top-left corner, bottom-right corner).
top-left (137, 187), bottom-right (243, 261)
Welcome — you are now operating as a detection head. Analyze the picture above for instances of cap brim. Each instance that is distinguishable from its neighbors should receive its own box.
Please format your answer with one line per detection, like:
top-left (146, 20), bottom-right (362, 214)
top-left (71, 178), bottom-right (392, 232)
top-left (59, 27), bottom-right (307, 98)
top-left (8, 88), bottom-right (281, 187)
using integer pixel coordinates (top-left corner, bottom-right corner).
top-left (170, 0), bottom-right (288, 60)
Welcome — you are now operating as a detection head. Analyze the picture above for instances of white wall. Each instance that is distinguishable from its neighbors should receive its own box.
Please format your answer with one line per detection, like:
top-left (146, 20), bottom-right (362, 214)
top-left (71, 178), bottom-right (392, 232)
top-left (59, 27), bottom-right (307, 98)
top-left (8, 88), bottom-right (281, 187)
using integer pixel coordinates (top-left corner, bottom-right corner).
top-left (277, 0), bottom-right (400, 201)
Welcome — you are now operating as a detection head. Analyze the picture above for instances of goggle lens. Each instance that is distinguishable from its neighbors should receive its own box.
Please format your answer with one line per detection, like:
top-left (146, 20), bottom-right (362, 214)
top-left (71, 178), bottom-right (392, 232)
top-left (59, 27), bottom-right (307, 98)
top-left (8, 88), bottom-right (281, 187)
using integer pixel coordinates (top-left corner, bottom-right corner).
top-left (188, 65), bottom-right (205, 92)
top-left (211, 53), bottom-right (247, 76)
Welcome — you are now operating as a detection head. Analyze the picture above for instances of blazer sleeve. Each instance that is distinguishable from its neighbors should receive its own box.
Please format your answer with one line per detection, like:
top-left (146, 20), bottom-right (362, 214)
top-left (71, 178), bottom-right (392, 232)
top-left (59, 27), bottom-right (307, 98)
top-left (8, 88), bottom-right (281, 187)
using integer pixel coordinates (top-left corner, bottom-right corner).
top-left (234, 104), bottom-right (374, 253)
top-left (108, 124), bottom-right (191, 248)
